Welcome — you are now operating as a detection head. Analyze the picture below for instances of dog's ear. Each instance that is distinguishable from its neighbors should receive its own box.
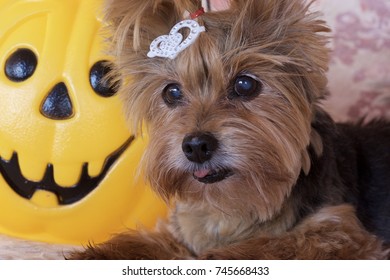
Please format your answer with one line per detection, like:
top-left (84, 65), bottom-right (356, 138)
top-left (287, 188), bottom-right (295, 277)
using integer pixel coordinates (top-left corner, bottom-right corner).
top-left (104, 0), bottom-right (177, 55)
top-left (104, 0), bottom-right (202, 56)
top-left (227, 0), bottom-right (312, 29)
top-left (224, 0), bottom-right (330, 101)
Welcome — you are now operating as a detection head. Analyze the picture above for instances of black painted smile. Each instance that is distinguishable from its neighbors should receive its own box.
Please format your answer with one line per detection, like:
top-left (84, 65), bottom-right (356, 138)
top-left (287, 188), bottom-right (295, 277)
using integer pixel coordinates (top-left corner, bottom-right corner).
top-left (0, 137), bottom-right (133, 205)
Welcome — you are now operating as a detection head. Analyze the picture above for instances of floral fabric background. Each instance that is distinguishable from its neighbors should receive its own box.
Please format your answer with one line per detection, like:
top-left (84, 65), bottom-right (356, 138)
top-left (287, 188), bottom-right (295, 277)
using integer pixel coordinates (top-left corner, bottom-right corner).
top-left (206, 0), bottom-right (390, 122)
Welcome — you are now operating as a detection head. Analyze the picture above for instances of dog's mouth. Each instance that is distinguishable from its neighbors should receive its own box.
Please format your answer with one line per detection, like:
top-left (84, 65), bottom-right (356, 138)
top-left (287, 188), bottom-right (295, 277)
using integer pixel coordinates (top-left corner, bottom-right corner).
top-left (193, 168), bottom-right (233, 184)
top-left (0, 137), bottom-right (133, 205)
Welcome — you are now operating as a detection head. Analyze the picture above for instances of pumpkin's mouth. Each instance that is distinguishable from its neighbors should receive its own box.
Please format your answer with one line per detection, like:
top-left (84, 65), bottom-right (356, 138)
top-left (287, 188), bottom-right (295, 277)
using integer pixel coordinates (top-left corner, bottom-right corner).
top-left (0, 137), bottom-right (134, 205)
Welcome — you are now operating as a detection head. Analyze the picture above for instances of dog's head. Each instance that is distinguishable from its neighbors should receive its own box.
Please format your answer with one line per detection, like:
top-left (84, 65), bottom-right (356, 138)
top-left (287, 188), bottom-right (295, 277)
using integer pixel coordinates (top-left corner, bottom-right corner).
top-left (105, 0), bottom-right (330, 221)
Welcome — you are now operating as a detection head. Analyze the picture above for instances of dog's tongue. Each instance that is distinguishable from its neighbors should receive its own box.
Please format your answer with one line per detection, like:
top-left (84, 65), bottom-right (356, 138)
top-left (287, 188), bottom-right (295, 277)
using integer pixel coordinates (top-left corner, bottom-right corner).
top-left (194, 169), bottom-right (210, 179)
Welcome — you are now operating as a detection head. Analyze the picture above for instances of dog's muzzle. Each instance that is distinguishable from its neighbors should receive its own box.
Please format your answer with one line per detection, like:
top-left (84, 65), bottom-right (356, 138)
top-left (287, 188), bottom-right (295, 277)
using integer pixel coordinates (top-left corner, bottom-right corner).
top-left (182, 132), bottom-right (233, 184)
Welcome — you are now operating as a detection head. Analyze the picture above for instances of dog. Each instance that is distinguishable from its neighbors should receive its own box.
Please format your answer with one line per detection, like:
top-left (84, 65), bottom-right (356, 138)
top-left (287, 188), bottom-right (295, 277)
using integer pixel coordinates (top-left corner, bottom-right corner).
top-left (70, 0), bottom-right (390, 259)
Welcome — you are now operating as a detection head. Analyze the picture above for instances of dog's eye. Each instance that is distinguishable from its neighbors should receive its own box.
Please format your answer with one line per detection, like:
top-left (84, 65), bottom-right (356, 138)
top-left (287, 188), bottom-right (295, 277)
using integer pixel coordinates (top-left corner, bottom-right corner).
top-left (162, 83), bottom-right (183, 107)
top-left (230, 75), bottom-right (262, 101)
top-left (90, 60), bottom-right (119, 97)
top-left (5, 48), bottom-right (37, 82)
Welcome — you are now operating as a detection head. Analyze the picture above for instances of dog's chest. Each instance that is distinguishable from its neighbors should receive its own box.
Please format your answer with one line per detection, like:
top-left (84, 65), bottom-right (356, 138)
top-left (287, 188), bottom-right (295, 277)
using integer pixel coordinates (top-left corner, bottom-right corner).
top-left (170, 203), bottom-right (260, 255)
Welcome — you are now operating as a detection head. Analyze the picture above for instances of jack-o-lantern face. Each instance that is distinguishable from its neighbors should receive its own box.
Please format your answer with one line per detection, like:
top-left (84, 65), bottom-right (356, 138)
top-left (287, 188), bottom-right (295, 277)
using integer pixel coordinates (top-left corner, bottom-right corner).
top-left (0, 0), bottom-right (166, 244)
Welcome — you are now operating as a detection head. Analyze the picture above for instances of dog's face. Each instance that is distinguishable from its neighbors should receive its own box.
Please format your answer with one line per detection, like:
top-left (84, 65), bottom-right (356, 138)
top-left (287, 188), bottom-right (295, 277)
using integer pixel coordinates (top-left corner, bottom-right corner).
top-left (106, 0), bottom-right (329, 221)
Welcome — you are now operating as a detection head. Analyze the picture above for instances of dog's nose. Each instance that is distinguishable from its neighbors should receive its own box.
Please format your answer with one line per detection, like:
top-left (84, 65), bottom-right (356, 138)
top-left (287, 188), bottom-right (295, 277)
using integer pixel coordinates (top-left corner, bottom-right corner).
top-left (182, 132), bottom-right (219, 163)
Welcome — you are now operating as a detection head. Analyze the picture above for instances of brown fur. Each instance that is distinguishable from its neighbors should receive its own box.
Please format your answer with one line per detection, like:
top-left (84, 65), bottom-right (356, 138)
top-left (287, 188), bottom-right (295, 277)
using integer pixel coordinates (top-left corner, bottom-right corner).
top-left (70, 0), bottom-right (390, 259)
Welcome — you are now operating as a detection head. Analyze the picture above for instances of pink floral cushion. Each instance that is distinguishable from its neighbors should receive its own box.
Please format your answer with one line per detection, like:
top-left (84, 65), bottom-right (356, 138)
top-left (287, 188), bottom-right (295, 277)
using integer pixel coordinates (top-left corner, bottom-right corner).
top-left (207, 0), bottom-right (390, 122)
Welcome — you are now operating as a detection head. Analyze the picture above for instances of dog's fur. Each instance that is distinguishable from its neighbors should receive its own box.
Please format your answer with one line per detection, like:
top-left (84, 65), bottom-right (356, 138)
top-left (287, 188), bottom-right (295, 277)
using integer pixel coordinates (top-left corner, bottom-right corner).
top-left (71, 0), bottom-right (390, 259)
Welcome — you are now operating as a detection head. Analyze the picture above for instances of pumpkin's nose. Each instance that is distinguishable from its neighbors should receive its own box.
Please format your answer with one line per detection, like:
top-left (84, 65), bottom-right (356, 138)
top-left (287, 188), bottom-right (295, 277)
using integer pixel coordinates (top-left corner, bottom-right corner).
top-left (40, 82), bottom-right (74, 120)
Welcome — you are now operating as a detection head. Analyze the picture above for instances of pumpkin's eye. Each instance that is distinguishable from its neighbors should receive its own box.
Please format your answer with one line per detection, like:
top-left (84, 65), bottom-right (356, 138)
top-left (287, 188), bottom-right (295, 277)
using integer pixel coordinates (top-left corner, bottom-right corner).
top-left (162, 83), bottom-right (184, 107)
top-left (5, 48), bottom-right (37, 82)
top-left (229, 74), bottom-right (262, 101)
top-left (90, 61), bottom-right (119, 97)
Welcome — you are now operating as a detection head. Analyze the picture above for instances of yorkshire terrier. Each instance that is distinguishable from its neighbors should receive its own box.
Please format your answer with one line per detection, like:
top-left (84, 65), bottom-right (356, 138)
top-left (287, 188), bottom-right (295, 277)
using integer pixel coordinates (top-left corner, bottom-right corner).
top-left (71, 0), bottom-right (390, 259)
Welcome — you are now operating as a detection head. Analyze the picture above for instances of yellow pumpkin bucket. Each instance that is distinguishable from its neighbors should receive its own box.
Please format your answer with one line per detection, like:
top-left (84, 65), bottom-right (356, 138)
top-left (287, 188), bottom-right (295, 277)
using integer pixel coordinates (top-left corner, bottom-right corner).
top-left (0, 0), bottom-right (166, 245)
